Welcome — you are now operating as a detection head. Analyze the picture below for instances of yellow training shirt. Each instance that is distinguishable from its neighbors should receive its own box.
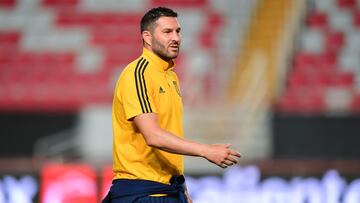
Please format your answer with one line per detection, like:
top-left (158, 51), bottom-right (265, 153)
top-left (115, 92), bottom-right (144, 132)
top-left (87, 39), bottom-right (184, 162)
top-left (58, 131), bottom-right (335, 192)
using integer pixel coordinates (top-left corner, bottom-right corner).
top-left (112, 47), bottom-right (184, 184)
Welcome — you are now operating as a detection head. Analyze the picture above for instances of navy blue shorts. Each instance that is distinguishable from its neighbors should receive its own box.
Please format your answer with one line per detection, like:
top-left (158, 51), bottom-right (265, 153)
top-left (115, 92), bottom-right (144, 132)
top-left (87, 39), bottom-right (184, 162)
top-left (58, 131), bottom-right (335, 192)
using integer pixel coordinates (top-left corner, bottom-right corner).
top-left (102, 176), bottom-right (187, 203)
top-left (110, 195), bottom-right (179, 203)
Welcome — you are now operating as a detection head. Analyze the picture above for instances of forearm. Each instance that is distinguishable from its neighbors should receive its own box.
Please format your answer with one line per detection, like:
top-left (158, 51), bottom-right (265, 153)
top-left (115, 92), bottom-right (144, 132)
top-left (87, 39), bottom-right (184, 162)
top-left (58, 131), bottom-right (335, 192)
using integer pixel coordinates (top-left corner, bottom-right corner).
top-left (148, 129), bottom-right (241, 168)
top-left (134, 113), bottom-right (241, 168)
top-left (147, 127), bottom-right (206, 157)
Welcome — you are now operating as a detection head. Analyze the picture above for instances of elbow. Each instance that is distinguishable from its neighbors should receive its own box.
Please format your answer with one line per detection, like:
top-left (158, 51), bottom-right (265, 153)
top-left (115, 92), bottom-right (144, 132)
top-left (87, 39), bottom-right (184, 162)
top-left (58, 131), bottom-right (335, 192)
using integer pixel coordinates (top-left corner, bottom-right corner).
top-left (143, 133), bottom-right (163, 148)
top-left (146, 139), bottom-right (158, 148)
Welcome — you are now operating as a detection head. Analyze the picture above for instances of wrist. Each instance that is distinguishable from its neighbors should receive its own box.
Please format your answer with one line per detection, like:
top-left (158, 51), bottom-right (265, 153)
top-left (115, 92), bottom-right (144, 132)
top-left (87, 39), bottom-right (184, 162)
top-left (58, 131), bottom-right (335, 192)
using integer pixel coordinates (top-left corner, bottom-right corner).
top-left (197, 144), bottom-right (208, 158)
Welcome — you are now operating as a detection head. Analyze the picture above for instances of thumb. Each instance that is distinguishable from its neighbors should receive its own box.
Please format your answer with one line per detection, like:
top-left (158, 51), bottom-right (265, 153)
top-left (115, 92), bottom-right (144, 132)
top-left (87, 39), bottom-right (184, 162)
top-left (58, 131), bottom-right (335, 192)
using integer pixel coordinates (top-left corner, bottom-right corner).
top-left (225, 143), bottom-right (231, 148)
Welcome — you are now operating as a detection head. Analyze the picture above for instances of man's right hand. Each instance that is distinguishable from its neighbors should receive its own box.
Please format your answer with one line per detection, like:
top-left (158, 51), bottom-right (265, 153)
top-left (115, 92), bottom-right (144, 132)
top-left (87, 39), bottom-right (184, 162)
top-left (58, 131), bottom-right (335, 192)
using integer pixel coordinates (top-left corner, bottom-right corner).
top-left (134, 113), bottom-right (241, 168)
top-left (202, 144), bottom-right (241, 168)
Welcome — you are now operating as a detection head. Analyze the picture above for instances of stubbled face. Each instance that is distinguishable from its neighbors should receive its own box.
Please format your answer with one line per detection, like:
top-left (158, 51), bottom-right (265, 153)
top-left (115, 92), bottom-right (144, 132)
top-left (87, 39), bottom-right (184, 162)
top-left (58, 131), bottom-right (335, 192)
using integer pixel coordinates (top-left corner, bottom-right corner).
top-left (150, 17), bottom-right (181, 61)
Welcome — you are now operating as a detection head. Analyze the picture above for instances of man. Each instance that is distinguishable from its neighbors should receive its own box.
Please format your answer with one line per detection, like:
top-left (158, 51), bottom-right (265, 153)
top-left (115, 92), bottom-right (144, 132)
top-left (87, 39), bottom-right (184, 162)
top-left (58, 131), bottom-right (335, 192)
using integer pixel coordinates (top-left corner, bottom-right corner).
top-left (104, 7), bottom-right (241, 203)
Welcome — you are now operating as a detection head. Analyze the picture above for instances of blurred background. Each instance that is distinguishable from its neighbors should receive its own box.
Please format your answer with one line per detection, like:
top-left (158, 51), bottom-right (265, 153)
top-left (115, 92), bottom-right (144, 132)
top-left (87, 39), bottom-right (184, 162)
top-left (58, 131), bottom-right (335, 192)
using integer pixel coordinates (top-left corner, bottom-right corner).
top-left (1, 0), bottom-right (360, 202)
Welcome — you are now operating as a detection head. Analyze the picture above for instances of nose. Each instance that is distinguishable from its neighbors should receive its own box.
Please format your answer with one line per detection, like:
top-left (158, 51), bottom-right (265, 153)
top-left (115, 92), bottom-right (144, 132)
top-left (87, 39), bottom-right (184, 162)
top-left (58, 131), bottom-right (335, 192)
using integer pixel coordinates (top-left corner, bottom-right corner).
top-left (172, 31), bottom-right (180, 43)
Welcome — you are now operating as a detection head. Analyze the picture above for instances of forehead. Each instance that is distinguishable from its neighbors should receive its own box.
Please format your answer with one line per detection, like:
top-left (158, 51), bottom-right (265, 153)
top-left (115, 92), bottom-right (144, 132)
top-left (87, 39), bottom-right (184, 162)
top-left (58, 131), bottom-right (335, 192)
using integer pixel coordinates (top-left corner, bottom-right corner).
top-left (155, 17), bottom-right (181, 29)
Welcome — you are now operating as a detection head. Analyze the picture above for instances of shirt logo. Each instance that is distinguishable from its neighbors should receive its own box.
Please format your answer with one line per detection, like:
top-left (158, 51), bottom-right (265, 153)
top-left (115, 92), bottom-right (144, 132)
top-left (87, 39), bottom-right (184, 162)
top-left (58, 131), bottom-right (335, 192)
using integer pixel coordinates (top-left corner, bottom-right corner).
top-left (159, 86), bottom-right (166, 93)
top-left (172, 81), bottom-right (181, 97)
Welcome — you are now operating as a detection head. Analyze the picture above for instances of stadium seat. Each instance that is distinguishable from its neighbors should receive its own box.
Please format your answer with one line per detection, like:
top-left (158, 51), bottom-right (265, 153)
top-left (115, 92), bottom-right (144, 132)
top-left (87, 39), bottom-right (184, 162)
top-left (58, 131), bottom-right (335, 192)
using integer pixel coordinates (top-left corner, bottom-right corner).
top-left (337, 0), bottom-right (356, 10)
top-left (325, 87), bottom-right (352, 112)
top-left (352, 94), bottom-right (360, 111)
top-left (314, 0), bottom-right (337, 12)
top-left (339, 50), bottom-right (360, 72)
top-left (198, 12), bottom-right (224, 48)
top-left (150, 0), bottom-right (208, 8)
top-left (279, 87), bottom-right (326, 113)
top-left (0, 31), bottom-right (20, 45)
top-left (0, 0), bottom-right (229, 111)
top-left (329, 10), bottom-right (354, 32)
top-left (307, 11), bottom-right (328, 29)
top-left (345, 31), bottom-right (360, 53)
top-left (354, 12), bottom-right (360, 28)
top-left (56, 12), bottom-right (141, 28)
top-left (325, 31), bottom-right (344, 53)
top-left (300, 29), bottom-right (325, 53)
top-left (41, 0), bottom-right (79, 8)
top-left (0, 0), bottom-right (16, 8)
top-left (279, 0), bottom-right (360, 114)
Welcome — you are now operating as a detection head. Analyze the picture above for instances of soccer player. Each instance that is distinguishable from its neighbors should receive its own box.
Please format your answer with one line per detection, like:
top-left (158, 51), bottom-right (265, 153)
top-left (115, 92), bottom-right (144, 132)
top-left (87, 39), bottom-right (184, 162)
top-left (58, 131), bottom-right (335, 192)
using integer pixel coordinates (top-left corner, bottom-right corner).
top-left (103, 7), bottom-right (241, 203)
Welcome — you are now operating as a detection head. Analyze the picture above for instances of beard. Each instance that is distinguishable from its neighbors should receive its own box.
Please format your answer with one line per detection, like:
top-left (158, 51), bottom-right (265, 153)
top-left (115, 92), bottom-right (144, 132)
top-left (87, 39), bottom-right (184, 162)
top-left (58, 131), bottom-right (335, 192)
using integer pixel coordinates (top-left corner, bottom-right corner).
top-left (151, 38), bottom-right (180, 61)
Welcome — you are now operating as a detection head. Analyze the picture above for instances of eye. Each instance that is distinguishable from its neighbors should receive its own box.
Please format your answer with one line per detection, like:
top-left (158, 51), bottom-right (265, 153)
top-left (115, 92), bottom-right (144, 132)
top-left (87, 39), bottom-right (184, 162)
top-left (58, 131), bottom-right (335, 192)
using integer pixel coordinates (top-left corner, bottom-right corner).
top-left (163, 29), bottom-right (172, 33)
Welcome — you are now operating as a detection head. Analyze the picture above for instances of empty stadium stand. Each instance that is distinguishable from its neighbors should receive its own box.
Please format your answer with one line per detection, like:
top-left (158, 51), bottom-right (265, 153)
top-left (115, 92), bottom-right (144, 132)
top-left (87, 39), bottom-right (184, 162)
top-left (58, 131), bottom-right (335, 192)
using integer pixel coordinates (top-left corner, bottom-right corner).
top-left (278, 0), bottom-right (360, 114)
top-left (0, 0), bottom-right (230, 112)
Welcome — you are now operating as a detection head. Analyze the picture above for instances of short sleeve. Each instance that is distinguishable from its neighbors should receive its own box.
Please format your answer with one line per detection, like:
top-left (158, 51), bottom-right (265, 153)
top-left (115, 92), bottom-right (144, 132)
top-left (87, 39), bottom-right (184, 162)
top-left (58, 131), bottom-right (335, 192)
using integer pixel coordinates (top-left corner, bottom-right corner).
top-left (119, 65), bottom-right (157, 120)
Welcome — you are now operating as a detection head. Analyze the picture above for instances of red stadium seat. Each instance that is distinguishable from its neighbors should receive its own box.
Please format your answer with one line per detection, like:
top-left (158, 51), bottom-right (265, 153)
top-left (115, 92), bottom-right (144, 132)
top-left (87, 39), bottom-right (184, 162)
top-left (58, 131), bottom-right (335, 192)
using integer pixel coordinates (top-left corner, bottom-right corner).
top-left (354, 11), bottom-right (360, 28)
top-left (278, 87), bottom-right (326, 113)
top-left (0, 31), bottom-right (20, 52)
top-left (56, 12), bottom-right (141, 28)
top-left (0, 0), bottom-right (228, 111)
top-left (325, 31), bottom-right (344, 53)
top-left (41, 0), bottom-right (79, 9)
top-left (307, 11), bottom-right (328, 29)
top-left (352, 95), bottom-right (360, 112)
top-left (0, 31), bottom-right (20, 44)
top-left (91, 30), bottom-right (140, 47)
top-left (199, 12), bottom-right (224, 48)
top-left (294, 52), bottom-right (319, 67)
top-left (337, 0), bottom-right (356, 10)
top-left (0, 0), bottom-right (16, 8)
top-left (287, 71), bottom-right (308, 88)
top-left (150, 0), bottom-right (208, 8)
top-left (293, 52), bottom-right (338, 74)
top-left (277, 96), bottom-right (299, 113)
top-left (335, 72), bottom-right (354, 87)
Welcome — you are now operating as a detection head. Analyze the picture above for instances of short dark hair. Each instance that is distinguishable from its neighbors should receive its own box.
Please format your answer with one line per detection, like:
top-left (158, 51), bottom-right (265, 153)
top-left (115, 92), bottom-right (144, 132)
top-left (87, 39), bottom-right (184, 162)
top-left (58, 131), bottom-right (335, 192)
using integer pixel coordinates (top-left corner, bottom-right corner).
top-left (140, 7), bottom-right (178, 33)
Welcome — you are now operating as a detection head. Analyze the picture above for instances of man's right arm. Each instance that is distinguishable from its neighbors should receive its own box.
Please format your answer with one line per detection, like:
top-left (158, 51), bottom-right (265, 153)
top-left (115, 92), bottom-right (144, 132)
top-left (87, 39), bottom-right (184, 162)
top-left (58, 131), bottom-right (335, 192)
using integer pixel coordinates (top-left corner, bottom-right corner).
top-left (133, 113), bottom-right (241, 168)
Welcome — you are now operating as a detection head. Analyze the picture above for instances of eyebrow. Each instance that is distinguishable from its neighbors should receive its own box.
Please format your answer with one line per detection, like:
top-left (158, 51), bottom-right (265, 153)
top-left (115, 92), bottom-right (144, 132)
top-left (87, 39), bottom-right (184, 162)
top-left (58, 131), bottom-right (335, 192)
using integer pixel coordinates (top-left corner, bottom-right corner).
top-left (162, 27), bottom-right (181, 31)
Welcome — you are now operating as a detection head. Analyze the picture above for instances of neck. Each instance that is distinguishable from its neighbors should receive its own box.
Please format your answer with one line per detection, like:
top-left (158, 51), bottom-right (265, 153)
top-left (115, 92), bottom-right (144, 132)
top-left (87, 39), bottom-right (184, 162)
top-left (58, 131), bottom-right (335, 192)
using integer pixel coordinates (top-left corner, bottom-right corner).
top-left (143, 45), bottom-right (172, 62)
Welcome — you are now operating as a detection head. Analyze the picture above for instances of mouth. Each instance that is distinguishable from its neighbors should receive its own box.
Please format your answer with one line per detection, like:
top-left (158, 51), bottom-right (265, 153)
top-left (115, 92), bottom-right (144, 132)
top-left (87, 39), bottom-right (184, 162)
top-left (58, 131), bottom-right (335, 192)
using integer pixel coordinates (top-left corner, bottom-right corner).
top-left (169, 44), bottom-right (179, 51)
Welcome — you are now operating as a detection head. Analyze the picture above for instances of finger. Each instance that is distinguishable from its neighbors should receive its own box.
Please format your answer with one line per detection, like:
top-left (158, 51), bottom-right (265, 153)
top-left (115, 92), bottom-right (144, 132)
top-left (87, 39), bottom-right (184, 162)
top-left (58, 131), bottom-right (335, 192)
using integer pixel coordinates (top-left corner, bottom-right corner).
top-left (222, 160), bottom-right (234, 166)
top-left (230, 150), bottom-right (241, 157)
top-left (226, 156), bottom-right (238, 164)
top-left (225, 143), bottom-right (231, 148)
top-left (218, 163), bottom-right (227, 168)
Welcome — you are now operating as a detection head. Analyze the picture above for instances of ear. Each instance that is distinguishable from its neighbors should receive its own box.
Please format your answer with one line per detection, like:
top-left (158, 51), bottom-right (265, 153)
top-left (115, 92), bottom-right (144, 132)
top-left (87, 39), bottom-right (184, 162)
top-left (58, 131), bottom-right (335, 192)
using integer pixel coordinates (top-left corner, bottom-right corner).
top-left (142, 31), bottom-right (152, 47)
